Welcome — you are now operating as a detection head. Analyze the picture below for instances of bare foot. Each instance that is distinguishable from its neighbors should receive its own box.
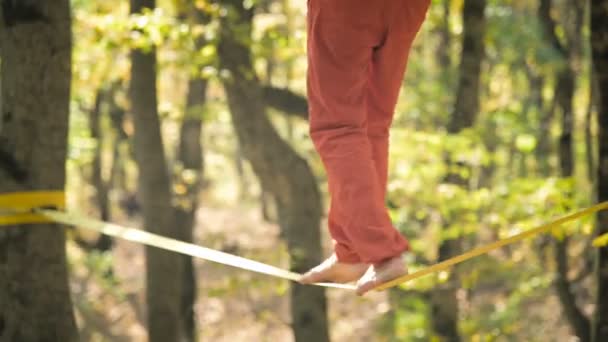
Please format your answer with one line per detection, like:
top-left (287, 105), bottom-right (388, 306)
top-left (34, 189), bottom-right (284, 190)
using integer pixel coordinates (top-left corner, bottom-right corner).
top-left (355, 255), bottom-right (408, 296)
top-left (299, 254), bottom-right (368, 284)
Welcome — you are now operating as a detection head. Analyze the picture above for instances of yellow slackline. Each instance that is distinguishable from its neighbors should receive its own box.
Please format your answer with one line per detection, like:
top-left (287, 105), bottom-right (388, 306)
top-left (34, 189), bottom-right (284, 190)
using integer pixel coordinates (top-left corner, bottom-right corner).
top-left (1, 191), bottom-right (607, 292)
top-left (0, 191), bottom-right (65, 225)
top-left (0, 191), bottom-right (353, 290)
top-left (37, 208), bottom-right (355, 290)
top-left (375, 201), bottom-right (608, 291)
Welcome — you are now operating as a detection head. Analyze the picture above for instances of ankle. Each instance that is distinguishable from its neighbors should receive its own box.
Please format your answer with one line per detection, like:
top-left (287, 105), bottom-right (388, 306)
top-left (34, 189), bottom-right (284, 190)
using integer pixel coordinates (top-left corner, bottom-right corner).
top-left (373, 254), bottom-right (405, 268)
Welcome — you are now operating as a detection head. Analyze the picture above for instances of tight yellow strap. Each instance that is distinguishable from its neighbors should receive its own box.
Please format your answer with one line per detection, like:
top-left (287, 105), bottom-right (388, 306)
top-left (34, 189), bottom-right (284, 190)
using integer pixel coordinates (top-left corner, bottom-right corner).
top-left (0, 191), bottom-right (65, 225)
top-left (1, 191), bottom-right (605, 292)
top-left (37, 209), bottom-right (356, 291)
top-left (375, 201), bottom-right (608, 291)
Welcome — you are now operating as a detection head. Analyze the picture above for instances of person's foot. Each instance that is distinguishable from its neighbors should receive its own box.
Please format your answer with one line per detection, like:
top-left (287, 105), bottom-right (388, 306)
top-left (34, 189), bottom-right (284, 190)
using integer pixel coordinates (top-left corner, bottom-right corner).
top-left (355, 254), bottom-right (408, 296)
top-left (299, 254), bottom-right (368, 284)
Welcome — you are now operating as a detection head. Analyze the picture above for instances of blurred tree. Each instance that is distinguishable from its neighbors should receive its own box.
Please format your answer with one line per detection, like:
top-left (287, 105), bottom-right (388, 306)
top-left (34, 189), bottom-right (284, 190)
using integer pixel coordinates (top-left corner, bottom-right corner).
top-left (87, 86), bottom-right (114, 251)
top-left (431, 0), bottom-right (486, 340)
top-left (216, 1), bottom-right (330, 341)
top-left (173, 2), bottom-right (209, 340)
top-left (539, 1), bottom-right (591, 340)
top-left (590, 0), bottom-right (608, 340)
top-left (0, 1), bottom-right (78, 341)
top-left (129, 0), bottom-right (183, 341)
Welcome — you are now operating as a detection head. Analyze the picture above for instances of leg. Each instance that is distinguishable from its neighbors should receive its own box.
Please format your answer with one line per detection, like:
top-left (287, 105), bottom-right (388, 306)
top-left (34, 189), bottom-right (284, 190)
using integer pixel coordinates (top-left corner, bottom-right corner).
top-left (357, 0), bottom-right (431, 295)
top-left (367, 0), bottom-right (432, 199)
top-left (306, 0), bottom-right (407, 265)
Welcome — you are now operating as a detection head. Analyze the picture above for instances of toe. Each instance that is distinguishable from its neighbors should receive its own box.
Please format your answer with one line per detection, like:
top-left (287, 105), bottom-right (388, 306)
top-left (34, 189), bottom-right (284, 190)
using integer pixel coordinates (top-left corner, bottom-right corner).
top-left (355, 277), bottom-right (380, 296)
top-left (355, 267), bottom-right (379, 296)
top-left (299, 268), bottom-right (329, 284)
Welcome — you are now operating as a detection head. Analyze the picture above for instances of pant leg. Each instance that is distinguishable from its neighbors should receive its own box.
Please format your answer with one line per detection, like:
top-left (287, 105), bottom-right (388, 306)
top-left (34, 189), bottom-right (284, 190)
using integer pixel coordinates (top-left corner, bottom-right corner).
top-left (307, 0), bottom-right (409, 264)
top-left (367, 0), bottom-right (431, 200)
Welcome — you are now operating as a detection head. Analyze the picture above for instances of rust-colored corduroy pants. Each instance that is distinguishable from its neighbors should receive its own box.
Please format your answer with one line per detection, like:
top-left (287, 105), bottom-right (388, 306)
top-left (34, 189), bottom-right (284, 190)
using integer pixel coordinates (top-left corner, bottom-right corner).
top-left (307, 0), bottom-right (429, 264)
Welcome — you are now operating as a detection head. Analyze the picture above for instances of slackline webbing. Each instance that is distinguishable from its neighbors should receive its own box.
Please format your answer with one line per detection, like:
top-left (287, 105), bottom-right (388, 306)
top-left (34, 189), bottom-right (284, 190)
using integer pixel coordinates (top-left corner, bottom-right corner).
top-left (1, 191), bottom-right (607, 292)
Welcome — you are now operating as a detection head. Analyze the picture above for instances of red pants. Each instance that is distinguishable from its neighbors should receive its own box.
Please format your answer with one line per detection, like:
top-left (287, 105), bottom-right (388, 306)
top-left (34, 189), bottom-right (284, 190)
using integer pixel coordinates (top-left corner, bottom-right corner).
top-left (307, 0), bottom-right (429, 264)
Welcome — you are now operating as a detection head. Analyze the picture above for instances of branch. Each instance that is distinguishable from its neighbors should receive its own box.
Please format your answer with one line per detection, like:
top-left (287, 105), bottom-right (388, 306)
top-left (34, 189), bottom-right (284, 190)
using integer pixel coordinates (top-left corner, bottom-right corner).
top-left (262, 86), bottom-right (308, 120)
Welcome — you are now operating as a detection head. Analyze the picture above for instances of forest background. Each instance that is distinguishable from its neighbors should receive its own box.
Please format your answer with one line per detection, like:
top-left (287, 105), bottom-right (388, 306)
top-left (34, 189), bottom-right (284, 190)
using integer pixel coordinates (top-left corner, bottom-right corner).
top-left (2, 0), bottom-right (608, 341)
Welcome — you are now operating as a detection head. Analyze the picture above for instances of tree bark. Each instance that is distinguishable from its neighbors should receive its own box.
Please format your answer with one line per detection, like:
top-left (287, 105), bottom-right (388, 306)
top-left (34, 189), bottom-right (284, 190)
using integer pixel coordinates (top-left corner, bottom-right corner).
top-left (438, 0), bottom-right (452, 70)
top-left (446, 0), bottom-right (486, 135)
top-left (174, 6), bottom-right (209, 339)
top-left (555, 237), bottom-right (591, 342)
top-left (431, 1), bottom-right (486, 341)
top-left (523, 62), bottom-right (553, 176)
top-left (539, 1), bottom-right (591, 339)
top-left (88, 87), bottom-right (113, 251)
top-left (590, 0), bottom-right (608, 340)
top-left (106, 82), bottom-right (134, 212)
top-left (0, 1), bottom-right (78, 341)
top-left (129, 0), bottom-right (183, 341)
top-left (216, 2), bottom-right (330, 341)
top-left (175, 76), bottom-right (206, 342)
top-left (585, 77), bottom-right (597, 186)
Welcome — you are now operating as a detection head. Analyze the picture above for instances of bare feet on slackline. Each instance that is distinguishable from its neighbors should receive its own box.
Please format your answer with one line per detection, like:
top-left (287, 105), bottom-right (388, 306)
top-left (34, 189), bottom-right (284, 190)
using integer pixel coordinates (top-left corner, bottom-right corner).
top-left (299, 254), bottom-right (368, 284)
top-left (355, 255), bottom-right (407, 296)
top-left (298, 253), bottom-right (408, 296)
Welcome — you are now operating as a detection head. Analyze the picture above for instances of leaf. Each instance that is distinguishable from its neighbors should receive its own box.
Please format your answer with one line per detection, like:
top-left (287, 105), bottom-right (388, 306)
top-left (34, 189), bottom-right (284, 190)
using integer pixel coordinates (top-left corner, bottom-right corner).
top-left (515, 134), bottom-right (536, 153)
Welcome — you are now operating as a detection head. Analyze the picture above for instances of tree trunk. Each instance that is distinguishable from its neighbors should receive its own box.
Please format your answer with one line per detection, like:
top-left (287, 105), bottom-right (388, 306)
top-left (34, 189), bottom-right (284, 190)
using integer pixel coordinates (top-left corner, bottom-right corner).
top-left (89, 87), bottom-right (113, 251)
top-left (438, 0), bottom-right (451, 70)
top-left (0, 1), bottom-right (78, 341)
top-left (175, 76), bottom-right (206, 342)
top-left (552, 66), bottom-right (589, 341)
top-left (585, 78), bottom-right (596, 186)
top-left (106, 83), bottom-right (133, 212)
top-left (523, 61), bottom-right (553, 176)
top-left (216, 2), bottom-right (330, 341)
top-left (590, 0), bottom-right (608, 340)
top-left (174, 6), bottom-right (208, 336)
top-left (129, 0), bottom-right (183, 341)
top-left (555, 237), bottom-right (591, 342)
top-left (539, 1), bottom-right (591, 339)
top-left (431, 1), bottom-right (486, 341)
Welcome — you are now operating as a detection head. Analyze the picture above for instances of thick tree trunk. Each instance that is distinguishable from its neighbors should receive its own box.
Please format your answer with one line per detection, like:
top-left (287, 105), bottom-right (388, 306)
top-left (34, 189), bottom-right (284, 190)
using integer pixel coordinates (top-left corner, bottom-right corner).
top-left (129, 0), bottom-right (183, 341)
top-left (590, 0), bottom-right (608, 340)
top-left (0, 1), bottom-right (78, 341)
top-left (217, 2), bottom-right (330, 341)
top-left (431, 1), bottom-right (486, 341)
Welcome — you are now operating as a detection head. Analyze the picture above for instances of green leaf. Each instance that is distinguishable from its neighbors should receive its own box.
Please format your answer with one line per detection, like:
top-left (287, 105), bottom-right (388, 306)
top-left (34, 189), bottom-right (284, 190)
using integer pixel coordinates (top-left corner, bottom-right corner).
top-left (515, 134), bottom-right (536, 153)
